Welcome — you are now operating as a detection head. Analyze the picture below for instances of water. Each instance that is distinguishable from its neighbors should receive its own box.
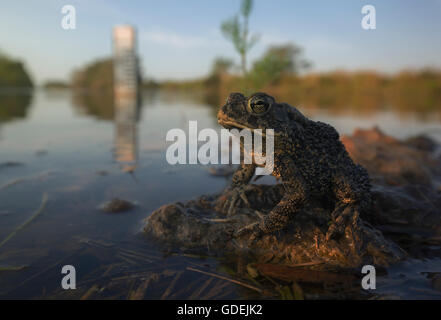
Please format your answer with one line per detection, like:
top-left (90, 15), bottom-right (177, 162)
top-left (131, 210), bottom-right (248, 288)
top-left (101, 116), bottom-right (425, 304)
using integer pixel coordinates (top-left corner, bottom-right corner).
top-left (0, 89), bottom-right (440, 299)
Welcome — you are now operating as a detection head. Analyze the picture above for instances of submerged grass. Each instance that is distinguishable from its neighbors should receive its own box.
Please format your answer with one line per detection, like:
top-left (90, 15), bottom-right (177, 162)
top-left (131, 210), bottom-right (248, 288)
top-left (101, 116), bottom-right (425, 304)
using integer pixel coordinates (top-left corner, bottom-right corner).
top-left (0, 265), bottom-right (28, 272)
top-left (186, 266), bottom-right (263, 294)
top-left (0, 193), bottom-right (48, 249)
top-left (0, 170), bottom-right (56, 192)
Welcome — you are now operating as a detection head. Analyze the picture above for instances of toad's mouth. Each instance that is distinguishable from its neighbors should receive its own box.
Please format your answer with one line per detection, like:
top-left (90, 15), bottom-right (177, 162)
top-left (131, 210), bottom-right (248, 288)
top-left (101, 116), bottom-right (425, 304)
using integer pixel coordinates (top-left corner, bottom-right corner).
top-left (218, 117), bottom-right (280, 137)
top-left (218, 118), bottom-right (252, 131)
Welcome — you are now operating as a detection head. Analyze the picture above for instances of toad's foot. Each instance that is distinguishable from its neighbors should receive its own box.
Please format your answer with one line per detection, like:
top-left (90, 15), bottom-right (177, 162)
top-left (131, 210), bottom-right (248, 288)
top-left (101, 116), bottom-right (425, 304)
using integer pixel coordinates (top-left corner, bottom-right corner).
top-left (221, 185), bottom-right (255, 216)
top-left (234, 222), bottom-right (264, 246)
top-left (326, 204), bottom-right (360, 241)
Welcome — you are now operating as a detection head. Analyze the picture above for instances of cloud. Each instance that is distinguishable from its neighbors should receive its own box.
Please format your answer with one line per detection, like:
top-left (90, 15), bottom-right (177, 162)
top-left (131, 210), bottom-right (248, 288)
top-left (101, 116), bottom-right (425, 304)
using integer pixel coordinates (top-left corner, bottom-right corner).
top-left (258, 33), bottom-right (290, 46)
top-left (140, 30), bottom-right (223, 49)
top-left (302, 36), bottom-right (351, 53)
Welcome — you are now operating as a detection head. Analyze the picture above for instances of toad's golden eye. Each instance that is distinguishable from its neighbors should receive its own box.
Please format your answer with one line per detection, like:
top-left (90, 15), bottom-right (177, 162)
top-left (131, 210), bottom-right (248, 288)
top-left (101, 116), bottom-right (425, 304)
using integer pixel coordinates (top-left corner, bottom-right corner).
top-left (247, 96), bottom-right (272, 115)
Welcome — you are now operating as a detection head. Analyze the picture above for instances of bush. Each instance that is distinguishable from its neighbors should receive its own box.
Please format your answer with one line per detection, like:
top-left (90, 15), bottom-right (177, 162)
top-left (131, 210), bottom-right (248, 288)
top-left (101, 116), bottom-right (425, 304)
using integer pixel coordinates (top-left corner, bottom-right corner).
top-left (0, 53), bottom-right (33, 88)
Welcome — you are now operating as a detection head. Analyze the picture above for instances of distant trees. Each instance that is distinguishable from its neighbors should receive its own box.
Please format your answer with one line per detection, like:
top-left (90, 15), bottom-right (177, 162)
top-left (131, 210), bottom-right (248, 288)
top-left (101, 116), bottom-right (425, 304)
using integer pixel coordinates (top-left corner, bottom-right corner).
top-left (221, 0), bottom-right (259, 76)
top-left (70, 58), bottom-right (114, 120)
top-left (210, 57), bottom-right (234, 76)
top-left (71, 58), bottom-right (113, 91)
top-left (248, 44), bottom-right (311, 90)
top-left (0, 52), bottom-right (33, 88)
top-left (0, 94), bottom-right (33, 123)
top-left (206, 43), bottom-right (310, 92)
top-left (219, 1), bottom-right (311, 91)
top-left (44, 80), bottom-right (70, 89)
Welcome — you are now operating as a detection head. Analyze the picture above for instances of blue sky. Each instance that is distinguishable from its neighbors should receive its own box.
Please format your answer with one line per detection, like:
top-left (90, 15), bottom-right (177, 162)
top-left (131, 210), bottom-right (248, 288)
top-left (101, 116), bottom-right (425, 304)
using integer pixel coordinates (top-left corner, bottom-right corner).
top-left (1, 0), bottom-right (440, 84)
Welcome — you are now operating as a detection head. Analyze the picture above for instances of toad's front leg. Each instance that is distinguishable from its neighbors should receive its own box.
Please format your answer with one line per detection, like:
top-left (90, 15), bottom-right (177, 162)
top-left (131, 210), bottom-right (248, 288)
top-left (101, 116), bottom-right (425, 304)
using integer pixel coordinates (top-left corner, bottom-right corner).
top-left (220, 163), bottom-right (256, 215)
top-left (236, 180), bottom-right (308, 243)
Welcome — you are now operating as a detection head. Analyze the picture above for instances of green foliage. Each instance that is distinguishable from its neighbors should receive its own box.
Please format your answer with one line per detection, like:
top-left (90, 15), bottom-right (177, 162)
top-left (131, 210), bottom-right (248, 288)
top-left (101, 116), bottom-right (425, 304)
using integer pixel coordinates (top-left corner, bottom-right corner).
top-left (210, 57), bottom-right (234, 76)
top-left (241, 0), bottom-right (253, 17)
top-left (0, 53), bottom-right (33, 87)
top-left (386, 69), bottom-right (441, 112)
top-left (142, 78), bottom-right (160, 90)
top-left (248, 44), bottom-right (310, 90)
top-left (71, 58), bottom-right (113, 91)
top-left (71, 57), bottom-right (114, 120)
top-left (221, 0), bottom-right (259, 75)
top-left (262, 70), bottom-right (441, 115)
top-left (206, 57), bottom-right (234, 90)
top-left (186, 67), bottom-right (441, 116)
top-left (44, 80), bottom-right (70, 89)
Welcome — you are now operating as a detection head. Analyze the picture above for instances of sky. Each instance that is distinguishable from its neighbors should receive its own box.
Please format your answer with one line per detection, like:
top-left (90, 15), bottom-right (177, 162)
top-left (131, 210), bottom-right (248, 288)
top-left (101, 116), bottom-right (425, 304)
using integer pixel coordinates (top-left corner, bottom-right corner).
top-left (0, 0), bottom-right (440, 84)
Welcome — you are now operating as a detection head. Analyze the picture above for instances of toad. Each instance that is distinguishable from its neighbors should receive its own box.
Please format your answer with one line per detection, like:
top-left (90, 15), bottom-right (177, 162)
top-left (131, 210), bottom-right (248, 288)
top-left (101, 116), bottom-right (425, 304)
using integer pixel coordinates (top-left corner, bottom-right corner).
top-left (217, 92), bottom-right (372, 242)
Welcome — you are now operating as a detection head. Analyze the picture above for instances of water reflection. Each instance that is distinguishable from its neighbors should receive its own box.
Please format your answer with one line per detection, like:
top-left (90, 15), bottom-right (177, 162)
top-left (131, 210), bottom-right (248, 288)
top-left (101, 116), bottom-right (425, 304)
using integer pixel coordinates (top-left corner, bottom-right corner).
top-left (0, 88), bottom-right (441, 299)
top-left (112, 25), bottom-right (141, 174)
top-left (71, 89), bottom-right (143, 173)
top-left (71, 90), bottom-right (114, 120)
top-left (113, 91), bottom-right (140, 173)
top-left (0, 91), bottom-right (33, 124)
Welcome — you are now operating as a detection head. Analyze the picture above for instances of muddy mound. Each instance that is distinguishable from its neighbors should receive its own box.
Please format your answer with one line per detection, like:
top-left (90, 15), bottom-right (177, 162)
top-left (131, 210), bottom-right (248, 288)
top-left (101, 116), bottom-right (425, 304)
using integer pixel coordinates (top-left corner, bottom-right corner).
top-left (145, 184), bottom-right (405, 268)
top-left (144, 128), bottom-right (441, 269)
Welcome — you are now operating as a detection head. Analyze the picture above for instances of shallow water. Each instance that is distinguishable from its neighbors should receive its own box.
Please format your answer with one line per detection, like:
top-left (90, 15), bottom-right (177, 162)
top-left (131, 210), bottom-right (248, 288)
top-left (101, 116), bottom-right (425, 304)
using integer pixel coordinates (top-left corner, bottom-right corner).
top-left (0, 89), bottom-right (440, 299)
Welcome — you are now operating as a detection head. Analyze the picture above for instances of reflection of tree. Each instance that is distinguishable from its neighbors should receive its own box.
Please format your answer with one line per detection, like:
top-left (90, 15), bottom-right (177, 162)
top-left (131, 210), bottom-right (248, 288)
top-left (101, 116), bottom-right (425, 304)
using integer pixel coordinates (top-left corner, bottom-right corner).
top-left (72, 58), bottom-right (113, 91)
top-left (0, 93), bottom-right (33, 123)
top-left (72, 90), bottom-right (114, 120)
top-left (71, 58), bottom-right (115, 120)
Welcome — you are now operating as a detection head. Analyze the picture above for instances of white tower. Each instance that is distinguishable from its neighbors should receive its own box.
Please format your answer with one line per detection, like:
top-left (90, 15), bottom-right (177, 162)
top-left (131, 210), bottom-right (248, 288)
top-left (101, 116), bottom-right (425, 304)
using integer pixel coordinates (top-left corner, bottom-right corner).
top-left (113, 25), bottom-right (138, 97)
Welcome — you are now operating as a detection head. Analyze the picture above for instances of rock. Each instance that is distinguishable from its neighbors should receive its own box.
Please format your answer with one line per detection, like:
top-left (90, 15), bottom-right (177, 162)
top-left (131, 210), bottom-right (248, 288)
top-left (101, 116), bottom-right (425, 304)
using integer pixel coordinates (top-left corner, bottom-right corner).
top-left (431, 273), bottom-right (441, 292)
top-left (35, 150), bottom-right (48, 157)
top-left (342, 128), bottom-right (441, 234)
top-left (96, 170), bottom-right (109, 176)
top-left (99, 198), bottom-right (135, 213)
top-left (341, 127), bottom-right (441, 186)
top-left (405, 135), bottom-right (437, 152)
top-left (0, 162), bottom-right (25, 170)
top-left (371, 184), bottom-right (441, 233)
top-left (207, 165), bottom-right (237, 177)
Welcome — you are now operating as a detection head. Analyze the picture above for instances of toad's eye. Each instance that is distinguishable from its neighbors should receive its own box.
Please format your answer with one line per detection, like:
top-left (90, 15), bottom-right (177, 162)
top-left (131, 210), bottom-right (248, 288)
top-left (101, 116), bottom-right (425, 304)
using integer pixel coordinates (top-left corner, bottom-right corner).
top-left (247, 96), bottom-right (272, 115)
